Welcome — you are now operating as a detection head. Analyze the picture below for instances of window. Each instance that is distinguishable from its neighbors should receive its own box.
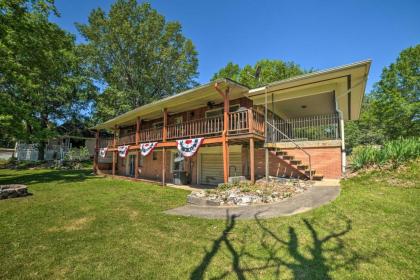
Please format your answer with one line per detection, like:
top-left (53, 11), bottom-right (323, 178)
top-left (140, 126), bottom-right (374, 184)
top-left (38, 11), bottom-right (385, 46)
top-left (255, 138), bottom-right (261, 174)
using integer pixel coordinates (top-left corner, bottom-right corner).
top-left (152, 151), bottom-right (158, 160)
top-left (171, 151), bottom-right (184, 172)
top-left (174, 116), bottom-right (183, 124)
top-left (205, 104), bottom-right (240, 118)
top-left (153, 122), bottom-right (163, 129)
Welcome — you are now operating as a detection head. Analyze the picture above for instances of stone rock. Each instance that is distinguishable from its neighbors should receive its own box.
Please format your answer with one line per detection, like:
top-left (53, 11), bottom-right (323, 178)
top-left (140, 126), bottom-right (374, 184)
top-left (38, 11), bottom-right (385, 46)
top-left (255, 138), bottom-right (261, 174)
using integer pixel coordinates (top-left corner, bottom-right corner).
top-left (0, 184), bottom-right (29, 200)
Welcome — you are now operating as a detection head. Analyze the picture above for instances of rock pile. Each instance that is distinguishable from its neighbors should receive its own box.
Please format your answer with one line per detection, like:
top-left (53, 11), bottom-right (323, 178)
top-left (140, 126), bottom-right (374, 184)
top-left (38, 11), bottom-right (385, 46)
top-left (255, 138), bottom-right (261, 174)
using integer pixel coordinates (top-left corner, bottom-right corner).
top-left (0, 185), bottom-right (29, 199)
top-left (188, 179), bottom-right (313, 206)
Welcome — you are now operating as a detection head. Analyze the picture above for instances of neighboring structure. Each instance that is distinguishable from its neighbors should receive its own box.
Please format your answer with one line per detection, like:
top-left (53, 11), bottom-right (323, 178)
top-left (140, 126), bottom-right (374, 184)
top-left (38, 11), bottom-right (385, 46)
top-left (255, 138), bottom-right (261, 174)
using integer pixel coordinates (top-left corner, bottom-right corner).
top-left (0, 148), bottom-right (15, 161)
top-left (93, 60), bottom-right (371, 185)
top-left (16, 136), bottom-right (95, 161)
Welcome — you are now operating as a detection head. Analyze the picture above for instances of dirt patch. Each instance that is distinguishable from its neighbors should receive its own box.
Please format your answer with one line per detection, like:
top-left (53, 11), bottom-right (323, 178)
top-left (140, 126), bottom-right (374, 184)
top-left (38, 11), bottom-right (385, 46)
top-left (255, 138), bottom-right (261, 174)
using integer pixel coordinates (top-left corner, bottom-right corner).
top-left (48, 217), bottom-right (95, 232)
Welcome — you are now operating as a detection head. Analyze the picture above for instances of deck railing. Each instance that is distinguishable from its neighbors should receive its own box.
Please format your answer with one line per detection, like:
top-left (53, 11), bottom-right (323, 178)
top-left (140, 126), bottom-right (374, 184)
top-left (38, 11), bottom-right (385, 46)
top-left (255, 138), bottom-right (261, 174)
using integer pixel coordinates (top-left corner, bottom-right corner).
top-left (140, 127), bottom-right (162, 142)
top-left (268, 113), bottom-right (340, 142)
top-left (167, 116), bottom-right (223, 139)
top-left (99, 137), bottom-right (113, 148)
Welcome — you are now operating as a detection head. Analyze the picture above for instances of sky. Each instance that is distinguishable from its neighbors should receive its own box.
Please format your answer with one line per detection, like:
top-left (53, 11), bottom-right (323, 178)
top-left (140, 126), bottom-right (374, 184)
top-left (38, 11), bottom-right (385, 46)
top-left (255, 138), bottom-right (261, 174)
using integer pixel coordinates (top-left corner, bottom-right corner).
top-left (51, 0), bottom-right (420, 92)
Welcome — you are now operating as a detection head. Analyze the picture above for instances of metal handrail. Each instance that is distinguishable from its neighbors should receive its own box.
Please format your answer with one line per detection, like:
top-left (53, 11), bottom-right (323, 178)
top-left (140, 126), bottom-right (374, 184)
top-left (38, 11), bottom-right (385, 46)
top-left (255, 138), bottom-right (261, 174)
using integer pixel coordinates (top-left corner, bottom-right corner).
top-left (266, 121), bottom-right (312, 180)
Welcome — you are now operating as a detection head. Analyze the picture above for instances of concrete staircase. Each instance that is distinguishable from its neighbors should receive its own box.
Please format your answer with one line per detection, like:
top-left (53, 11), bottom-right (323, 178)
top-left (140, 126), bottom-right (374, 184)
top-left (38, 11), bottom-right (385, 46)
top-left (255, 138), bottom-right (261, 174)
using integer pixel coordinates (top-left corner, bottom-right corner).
top-left (268, 149), bottom-right (323, 181)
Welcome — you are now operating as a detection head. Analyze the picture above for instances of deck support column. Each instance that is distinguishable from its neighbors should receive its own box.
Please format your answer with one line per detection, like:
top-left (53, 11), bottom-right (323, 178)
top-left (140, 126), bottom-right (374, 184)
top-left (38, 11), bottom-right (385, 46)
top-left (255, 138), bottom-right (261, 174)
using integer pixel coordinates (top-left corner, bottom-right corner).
top-left (94, 129), bottom-right (99, 174)
top-left (135, 117), bottom-right (141, 179)
top-left (249, 137), bottom-right (255, 183)
top-left (162, 109), bottom-right (168, 186)
top-left (215, 83), bottom-right (230, 183)
top-left (112, 125), bottom-right (117, 177)
top-left (162, 147), bottom-right (166, 186)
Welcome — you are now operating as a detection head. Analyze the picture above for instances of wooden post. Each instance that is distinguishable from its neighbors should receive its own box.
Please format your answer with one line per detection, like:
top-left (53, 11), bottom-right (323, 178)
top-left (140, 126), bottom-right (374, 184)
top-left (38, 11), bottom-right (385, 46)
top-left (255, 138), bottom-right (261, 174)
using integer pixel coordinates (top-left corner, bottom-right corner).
top-left (135, 117), bottom-right (140, 179)
top-left (250, 137), bottom-right (255, 183)
top-left (162, 147), bottom-right (166, 186)
top-left (162, 109), bottom-right (168, 186)
top-left (163, 108), bottom-right (168, 142)
top-left (94, 130), bottom-right (99, 174)
top-left (112, 125), bottom-right (117, 176)
top-left (248, 108), bottom-right (254, 134)
top-left (215, 83), bottom-right (230, 183)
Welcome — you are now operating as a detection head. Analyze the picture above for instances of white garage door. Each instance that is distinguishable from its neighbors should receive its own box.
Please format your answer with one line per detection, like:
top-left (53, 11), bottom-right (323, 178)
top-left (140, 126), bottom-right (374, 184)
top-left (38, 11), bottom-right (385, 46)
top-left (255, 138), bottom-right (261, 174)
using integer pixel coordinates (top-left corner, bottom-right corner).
top-left (200, 150), bottom-right (242, 185)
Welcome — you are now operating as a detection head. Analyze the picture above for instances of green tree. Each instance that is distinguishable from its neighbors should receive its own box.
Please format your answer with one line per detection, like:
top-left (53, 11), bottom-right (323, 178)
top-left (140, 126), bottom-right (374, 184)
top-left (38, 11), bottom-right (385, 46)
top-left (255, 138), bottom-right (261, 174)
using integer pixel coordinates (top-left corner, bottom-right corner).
top-left (0, 0), bottom-right (95, 159)
top-left (212, 59), bottom-right (307, 88)
top-left (345, 44), bottom-right (420, 151)
top-left (77, 0), bottom-right (199, 122)
top-left (369, 44), bottom-right (420, 139)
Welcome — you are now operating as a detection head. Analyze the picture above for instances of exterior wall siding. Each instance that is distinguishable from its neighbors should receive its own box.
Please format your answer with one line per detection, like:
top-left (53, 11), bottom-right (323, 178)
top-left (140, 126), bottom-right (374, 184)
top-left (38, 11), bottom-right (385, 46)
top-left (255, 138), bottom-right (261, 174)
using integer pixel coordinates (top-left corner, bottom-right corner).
top-left (254, 146), bottom-right (342, 179)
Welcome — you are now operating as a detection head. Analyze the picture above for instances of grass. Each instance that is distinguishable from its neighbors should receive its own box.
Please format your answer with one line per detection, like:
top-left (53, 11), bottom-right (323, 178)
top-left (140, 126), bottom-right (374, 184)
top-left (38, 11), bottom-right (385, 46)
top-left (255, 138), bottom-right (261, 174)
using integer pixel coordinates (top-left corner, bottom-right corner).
top-left (0, 163), bottom-right (419, 279)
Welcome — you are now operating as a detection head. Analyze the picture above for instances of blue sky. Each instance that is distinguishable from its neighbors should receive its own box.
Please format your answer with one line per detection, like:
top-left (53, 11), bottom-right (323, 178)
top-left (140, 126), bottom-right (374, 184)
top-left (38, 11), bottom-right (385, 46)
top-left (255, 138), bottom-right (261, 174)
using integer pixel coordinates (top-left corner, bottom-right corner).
top-left (51, 0), bottom-right (419, 92)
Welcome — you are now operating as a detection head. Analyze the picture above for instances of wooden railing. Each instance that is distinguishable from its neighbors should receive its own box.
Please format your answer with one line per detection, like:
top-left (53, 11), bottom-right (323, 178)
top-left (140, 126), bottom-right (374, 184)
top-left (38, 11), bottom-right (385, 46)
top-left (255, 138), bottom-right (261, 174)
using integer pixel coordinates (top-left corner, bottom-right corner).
top-left (118, 133), bottom-right (136, 145)
top-left (102, 110), bottom-right (268, 146)
top-left (99, 138), bottom-right (113, 148)
top-left (140, 127), bottom-right (162, 142)
top-left (167, 116), bottom-right (223, 139)
top-left (252, 110), bottom-right (265, 135)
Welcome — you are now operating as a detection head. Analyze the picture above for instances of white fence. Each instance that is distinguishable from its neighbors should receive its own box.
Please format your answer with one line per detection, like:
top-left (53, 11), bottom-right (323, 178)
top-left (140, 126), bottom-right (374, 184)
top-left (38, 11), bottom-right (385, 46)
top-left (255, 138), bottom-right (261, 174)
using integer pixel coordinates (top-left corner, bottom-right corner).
top-left (16, 144), bottom-right (68, 161)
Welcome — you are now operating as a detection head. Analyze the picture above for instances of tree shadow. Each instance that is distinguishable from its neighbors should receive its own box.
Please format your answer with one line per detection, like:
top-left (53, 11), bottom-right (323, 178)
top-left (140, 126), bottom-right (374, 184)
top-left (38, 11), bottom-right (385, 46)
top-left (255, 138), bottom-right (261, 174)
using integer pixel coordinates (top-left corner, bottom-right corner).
top-left (190, 211), bottom-right (376, 279)
top-left (0, 169), bottom-right (95, 186)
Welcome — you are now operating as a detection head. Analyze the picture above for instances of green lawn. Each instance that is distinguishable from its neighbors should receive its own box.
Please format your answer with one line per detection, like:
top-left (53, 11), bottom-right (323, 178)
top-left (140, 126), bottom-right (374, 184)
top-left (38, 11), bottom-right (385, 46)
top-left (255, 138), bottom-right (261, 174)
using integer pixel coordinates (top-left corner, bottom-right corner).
top-left (0, 162), bottom-right (419, 280)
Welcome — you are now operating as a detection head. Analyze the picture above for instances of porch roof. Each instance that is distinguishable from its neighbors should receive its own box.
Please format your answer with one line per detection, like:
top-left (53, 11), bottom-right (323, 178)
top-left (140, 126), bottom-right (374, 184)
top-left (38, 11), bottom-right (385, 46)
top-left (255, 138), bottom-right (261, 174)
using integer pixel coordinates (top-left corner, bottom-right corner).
top-left (247, 60), bottom-right (371, 121)
top-left (93, 78), bottom-right (249, 130)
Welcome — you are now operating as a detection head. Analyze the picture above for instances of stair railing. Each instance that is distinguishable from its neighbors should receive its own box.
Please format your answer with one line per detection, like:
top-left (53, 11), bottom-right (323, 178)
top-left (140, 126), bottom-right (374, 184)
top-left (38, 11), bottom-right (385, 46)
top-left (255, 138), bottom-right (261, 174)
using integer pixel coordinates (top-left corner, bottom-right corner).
top-left (266, 121), bottom-right (312, 180)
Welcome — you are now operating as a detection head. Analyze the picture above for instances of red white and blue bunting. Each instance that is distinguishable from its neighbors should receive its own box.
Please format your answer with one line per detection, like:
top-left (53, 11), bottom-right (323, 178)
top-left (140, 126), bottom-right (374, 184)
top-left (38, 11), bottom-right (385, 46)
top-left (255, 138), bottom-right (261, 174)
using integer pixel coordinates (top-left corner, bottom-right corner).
top-left (99, 147), bottom-right (108, 158)
top-left (140, 142), bottom-right (158, 156)
top-left (176, 138), bottom-right (204, 157)
top-left (117, 145), bottom-right (129, 158)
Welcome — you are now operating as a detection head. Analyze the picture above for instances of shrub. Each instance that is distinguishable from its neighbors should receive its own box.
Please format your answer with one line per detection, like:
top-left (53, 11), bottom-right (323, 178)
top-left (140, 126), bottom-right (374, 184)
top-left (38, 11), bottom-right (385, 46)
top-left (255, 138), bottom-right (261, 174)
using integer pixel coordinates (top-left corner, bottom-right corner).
top-left (350, 138), bottom-right (420, 171)
top-left (64, 147), bottom-right (90, 161)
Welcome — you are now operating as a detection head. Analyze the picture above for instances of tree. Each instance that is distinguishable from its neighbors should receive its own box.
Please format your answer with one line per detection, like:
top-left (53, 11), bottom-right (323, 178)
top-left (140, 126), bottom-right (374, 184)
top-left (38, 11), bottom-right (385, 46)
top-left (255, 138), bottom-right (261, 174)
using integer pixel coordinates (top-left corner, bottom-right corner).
top-left (345, 44), bottom-right (420, 151)
top-left (0, 0), bottom-right (95, 159)
top-left (77, 0), bottom-right (199, 122)
top-left (369, 44), bottom-right (420, 139)
top-left (212, 59), bottom-right (307, 88)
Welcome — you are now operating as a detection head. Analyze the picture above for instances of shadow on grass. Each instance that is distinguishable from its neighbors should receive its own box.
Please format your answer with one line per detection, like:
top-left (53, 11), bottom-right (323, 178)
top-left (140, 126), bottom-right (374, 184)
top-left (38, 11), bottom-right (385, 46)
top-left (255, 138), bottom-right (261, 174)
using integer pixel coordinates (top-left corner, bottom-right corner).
top-left (0, 169), bottom-right (95, 186)
top-left (190, 211), bottom-right (375, 280)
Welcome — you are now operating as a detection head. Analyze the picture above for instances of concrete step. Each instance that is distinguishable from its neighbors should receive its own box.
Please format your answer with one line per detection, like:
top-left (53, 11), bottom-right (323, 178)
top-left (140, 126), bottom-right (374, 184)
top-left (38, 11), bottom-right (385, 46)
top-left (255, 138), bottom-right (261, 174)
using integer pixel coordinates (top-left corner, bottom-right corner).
top-left (282, 155), bottom-right (295, 160)
top-left (305, 170), bottom-right (317, 176)
top-left (290, 159), bottom-right (302, 165)
top-left (297, 164), bottom-right (308, 170)
top-left (312, 174), bottom-right (324, 181)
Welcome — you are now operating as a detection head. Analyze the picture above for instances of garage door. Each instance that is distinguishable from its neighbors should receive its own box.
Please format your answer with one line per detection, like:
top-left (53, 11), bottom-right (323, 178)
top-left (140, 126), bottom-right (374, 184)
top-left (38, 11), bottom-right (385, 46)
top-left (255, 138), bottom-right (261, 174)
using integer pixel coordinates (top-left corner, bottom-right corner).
top-left (200, 151), bottom-right (242, 185)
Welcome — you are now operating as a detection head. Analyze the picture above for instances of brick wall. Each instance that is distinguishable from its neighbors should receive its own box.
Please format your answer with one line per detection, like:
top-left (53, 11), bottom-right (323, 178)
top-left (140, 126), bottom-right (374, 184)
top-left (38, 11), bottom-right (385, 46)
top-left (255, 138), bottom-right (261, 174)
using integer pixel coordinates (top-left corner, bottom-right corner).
top-left (254, 146), bottom-right (342, 179)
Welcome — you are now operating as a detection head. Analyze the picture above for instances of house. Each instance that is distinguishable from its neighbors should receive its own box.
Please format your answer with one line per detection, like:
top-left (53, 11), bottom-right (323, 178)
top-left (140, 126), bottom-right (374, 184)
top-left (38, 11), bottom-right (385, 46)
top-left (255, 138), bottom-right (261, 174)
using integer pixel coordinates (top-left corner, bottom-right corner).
top-left (93, 60), bottom-right (371, 186)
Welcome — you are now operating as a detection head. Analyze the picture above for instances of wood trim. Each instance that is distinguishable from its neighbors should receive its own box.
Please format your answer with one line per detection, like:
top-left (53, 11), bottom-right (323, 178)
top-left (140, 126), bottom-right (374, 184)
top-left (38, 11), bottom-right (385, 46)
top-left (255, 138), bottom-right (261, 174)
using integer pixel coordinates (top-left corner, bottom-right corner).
top-left (250, 137), bottom-right (255, 183)
top-left (135, 117), bottom-right (140, 178)
top-left (163, 108), bottom-right (168, 142)
top-left (162, 147), bottom-right (166, 186)
top-left (94, 130), bottom-right (99, 174)
top-left (112, 125), bottom-right (117, 176)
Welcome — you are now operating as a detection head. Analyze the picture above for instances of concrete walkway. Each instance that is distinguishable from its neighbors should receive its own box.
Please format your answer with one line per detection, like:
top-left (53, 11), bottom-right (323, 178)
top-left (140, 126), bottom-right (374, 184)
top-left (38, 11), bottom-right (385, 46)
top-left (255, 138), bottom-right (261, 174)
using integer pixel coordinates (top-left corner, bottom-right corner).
top-left (165, 184), bottom-right (340, 220)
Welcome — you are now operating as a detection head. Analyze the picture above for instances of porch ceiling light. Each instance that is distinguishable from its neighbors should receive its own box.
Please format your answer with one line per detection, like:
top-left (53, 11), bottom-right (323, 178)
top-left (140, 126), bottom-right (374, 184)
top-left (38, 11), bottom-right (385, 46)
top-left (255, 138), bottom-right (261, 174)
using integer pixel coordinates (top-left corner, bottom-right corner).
top-left (301, 105), bottom-right (307, 109)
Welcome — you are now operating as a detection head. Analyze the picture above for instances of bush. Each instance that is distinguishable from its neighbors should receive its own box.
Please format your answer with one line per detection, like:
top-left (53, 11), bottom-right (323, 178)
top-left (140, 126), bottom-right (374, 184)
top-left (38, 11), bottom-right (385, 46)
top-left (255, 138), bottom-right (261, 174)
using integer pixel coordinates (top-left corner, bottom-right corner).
top-left (64, 147), bottom-right (90, 161)
top-left (350, 138), bottom-right (420, 171)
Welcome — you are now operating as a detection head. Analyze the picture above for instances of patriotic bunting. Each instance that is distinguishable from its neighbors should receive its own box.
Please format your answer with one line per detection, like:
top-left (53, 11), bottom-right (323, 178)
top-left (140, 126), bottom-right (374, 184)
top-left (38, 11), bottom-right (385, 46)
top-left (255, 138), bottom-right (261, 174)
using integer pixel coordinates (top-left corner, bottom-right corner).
top-left (99, 147), bottom-right (108, 158)
top-left (176, 138), bottom-right (204, 157)
top-left (140, 142), bottom-right (158, 156)
top-left (117, 145), bottom-right (129, 158)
